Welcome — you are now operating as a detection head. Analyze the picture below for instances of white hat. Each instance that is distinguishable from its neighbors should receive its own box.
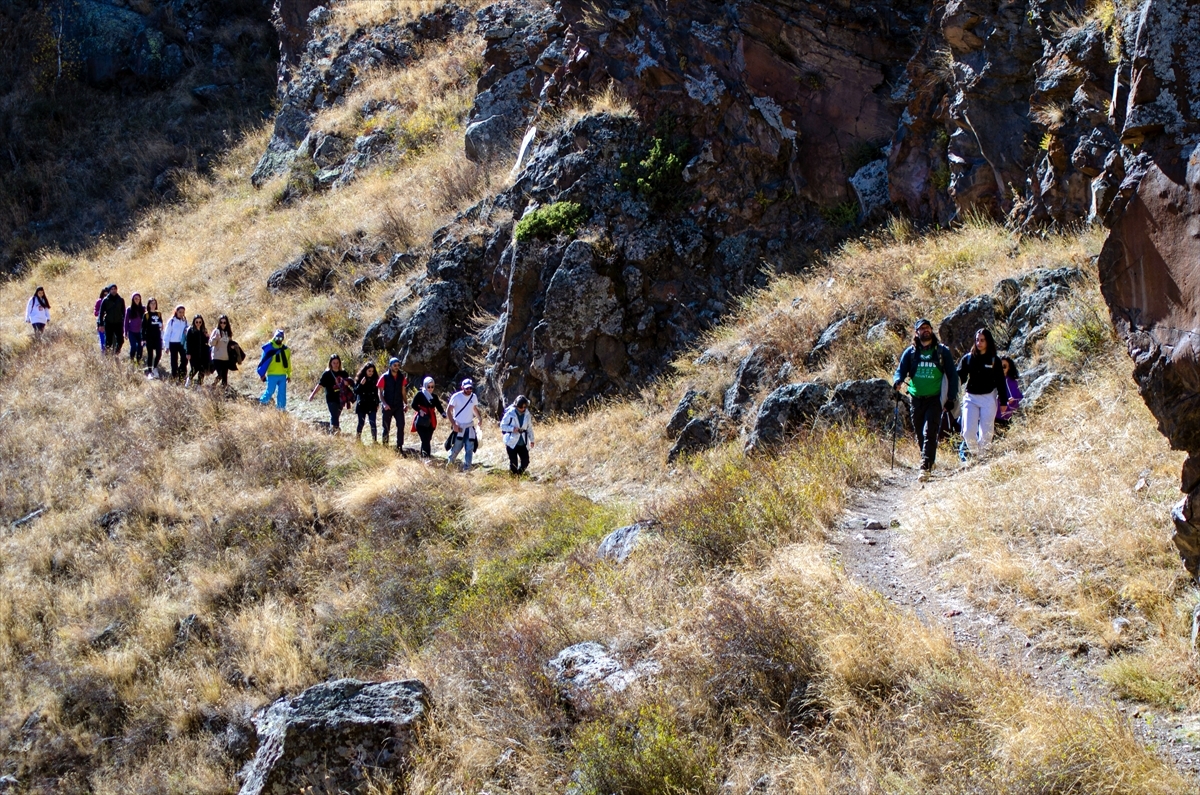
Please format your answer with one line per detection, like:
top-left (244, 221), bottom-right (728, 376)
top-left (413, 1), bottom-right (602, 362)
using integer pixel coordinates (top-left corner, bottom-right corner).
top-left (461, 378), bottom-right (474, 389)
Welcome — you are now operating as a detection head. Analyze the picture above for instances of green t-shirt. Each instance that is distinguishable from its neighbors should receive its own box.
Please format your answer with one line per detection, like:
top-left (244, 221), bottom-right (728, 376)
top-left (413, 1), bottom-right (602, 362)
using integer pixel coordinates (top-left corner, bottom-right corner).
top-left (908, 346), bottom-right (943, 398)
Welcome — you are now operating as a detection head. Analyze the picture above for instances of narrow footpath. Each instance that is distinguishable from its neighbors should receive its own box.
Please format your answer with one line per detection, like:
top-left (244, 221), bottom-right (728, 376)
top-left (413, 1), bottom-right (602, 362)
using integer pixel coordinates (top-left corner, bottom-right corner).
top-left (830, 466), bottom-right (1200, 778)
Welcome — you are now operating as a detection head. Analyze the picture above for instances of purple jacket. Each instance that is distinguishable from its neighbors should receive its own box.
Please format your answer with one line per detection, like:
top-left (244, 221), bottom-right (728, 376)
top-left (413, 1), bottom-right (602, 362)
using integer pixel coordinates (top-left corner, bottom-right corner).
top-left (125, 303), bottom-right (144, 336)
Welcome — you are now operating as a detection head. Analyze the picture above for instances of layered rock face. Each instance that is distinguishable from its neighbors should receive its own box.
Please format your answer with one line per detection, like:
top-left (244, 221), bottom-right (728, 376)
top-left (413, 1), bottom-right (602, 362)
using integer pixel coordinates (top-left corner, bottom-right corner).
top-left (1094, 0), bottom-right (1200, 577)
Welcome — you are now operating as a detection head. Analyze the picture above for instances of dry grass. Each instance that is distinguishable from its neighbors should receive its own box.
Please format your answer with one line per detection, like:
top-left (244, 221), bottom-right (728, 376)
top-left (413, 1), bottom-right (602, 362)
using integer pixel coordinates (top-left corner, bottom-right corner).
top-left (0, 31), bottom-right (504, 389)
top-left (330, 0), bottom-right (486, 31)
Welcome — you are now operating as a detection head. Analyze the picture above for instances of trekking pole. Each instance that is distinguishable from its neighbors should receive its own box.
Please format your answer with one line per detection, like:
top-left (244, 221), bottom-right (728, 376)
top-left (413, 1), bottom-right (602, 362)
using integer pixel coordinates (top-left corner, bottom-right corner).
top-left (891, 392), bottom-right (900, 470)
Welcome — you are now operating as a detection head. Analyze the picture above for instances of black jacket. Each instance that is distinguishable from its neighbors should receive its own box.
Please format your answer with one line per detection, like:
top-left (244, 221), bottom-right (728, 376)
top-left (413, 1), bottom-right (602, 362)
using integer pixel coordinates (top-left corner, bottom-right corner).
top-left (957, 351), bottom-right (1010, 401)
top-left (185, 327), bottom-right (211, 369)
top-left (99, 293), bottom-right (126, 328)
top-left (355, 377), bottom-right (380, 413)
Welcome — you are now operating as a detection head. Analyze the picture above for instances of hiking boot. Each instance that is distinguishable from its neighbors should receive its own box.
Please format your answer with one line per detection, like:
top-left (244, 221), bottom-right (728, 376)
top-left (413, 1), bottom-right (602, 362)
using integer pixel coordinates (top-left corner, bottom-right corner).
top-left (918, 469), bottom-right (932, 482)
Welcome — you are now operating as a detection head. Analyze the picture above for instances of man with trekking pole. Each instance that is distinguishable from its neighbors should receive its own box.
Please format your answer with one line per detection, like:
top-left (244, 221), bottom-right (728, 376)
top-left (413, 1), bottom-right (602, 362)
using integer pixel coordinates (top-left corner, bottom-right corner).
top-left (893, 318), bottom-right (958, 481)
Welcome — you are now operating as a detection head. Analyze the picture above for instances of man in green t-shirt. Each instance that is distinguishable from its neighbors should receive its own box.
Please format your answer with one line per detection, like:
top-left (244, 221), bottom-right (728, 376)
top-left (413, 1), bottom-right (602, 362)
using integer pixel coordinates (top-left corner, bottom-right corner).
top-left (893, 318), bottom-right (959, 480)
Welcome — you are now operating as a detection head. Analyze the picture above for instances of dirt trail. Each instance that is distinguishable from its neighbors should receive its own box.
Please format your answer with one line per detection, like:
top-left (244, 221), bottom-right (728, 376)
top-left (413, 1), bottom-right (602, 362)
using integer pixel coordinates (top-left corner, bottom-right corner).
top-left (831, 466), bottom-right (1200, 778)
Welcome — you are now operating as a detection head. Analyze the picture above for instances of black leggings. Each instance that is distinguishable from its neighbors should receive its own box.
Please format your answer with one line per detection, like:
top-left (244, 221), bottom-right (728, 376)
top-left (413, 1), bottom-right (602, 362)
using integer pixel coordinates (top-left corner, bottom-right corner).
top-left (417, 424), bottom-right (434, 457)
top-left (211, 359), bottom-right (229, 386)
top-left (357, 408), bottom-right (377, 440)
top-left (144, 339), bottom-right (162, 369)
top-left (169, 342), bottom-right (186, 378)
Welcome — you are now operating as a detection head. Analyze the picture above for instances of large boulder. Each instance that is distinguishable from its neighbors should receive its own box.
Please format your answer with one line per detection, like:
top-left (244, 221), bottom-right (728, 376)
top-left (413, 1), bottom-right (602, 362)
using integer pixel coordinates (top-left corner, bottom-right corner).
top-left (938, 295), bottom-right (996, 360)
top-left (745, 382), bottom-right (829, 451)
top-left (816, 379), bottom-right (897, 430)
top-left (239, 679), bottom-right (429, 795)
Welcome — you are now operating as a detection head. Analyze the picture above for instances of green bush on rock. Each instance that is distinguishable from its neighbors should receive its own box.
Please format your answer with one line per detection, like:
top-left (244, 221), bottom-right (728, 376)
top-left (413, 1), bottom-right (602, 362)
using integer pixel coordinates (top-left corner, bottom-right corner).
top-left (514, 201), bottom-right (589, 242)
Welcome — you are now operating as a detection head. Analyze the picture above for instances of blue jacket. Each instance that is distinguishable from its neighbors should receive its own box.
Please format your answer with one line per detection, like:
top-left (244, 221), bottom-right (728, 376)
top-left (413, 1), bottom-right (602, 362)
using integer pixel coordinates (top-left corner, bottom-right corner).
top-left (894, 342), bottom-right (958, 404)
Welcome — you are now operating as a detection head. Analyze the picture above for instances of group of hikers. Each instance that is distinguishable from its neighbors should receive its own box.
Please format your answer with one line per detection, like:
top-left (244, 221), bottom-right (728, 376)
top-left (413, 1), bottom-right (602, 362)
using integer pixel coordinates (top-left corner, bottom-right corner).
top-left (25, 284), bottom-right (536, 474)
top-left (893, 317), bottom-right (1023, 481)
top-left (27, 283), bottom-right (1023, 480)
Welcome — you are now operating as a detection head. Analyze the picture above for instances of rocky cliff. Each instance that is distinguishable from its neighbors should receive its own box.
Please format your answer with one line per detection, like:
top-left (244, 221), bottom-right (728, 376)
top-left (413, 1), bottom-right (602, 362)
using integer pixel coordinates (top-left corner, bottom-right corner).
top-left (1093, 0), bottom-right (1200, 577)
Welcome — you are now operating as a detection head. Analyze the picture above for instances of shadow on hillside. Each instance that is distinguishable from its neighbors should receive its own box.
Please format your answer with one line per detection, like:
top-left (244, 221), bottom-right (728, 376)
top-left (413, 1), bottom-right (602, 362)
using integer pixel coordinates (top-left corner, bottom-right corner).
top-left (0, 0), bottom-right (280, 274)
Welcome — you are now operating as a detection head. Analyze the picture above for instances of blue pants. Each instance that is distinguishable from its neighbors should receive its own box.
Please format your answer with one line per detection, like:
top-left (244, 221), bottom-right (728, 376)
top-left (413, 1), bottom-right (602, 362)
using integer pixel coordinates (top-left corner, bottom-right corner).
top-left (260, 375), bottom-right (287, 409)
top-left (128, 332), bottom-right (143, 363)
top-left (449, 432), bottom-right (476, 470)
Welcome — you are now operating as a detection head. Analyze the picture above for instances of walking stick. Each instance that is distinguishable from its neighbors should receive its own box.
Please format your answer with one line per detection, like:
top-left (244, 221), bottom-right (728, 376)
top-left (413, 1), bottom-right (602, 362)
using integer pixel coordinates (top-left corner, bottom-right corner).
top-left (891, 392), bottom-right (900, 470)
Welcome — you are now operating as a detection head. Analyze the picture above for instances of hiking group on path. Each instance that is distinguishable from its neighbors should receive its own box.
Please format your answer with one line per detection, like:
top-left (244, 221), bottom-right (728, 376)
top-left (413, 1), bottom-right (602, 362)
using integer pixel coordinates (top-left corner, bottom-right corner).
top-left (893, 317), bottom-right (1023, 481)
top-left (63, 283), bottom-right (535, 474)
top-left (28, 285), bottom-right (1023, 479)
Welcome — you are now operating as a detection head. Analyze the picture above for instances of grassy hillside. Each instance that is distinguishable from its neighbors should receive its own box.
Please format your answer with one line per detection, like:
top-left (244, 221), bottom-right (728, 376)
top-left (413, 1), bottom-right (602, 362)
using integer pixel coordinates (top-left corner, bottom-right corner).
top-left (0, 4), bottom-right (1195, 789)
top-left (2, 212), bottom-right (1196, 792)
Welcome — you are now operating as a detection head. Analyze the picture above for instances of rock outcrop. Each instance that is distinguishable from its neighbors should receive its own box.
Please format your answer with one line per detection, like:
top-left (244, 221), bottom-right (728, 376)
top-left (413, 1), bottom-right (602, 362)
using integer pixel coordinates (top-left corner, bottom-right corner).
top-left (239, 678), bottom-right (429, 795)
top-left (1094, 0), bottom-right (1200, 578)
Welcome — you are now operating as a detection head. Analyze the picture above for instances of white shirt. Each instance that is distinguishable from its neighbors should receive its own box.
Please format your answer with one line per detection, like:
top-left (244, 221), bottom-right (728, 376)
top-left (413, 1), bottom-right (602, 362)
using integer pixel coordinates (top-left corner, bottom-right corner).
top-left (25, 297), bottom-right (49, 325)
top-left (447, 390), bottom-right (479, 436)
top-left (164, 316), bottom-right (189, 344)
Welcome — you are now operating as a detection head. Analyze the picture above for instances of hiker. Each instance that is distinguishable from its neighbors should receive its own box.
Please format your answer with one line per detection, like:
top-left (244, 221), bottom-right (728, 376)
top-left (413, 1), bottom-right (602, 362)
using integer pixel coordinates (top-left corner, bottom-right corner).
top-left (500, 395), bottom-right (535, 475)
top-left (143, 298), bottom-right (164, 372)
top-left (309, 354), bottom-right (349, 431)
top-left (25, 286), bottom-right (50, 338)
top-left (893, 318), bottom-right (959, 481)
top-left (354, 363), bottom-right (380, 443)
top-left (257, 329), bottom-right (291, 409)
top-left (94, 286), bottom-right (109, 350)
top-left (410, 376), bottom-right (446, 458)
top-left (995, 355), bottom-right (1024, 428)
top-left (446, 378), bottom-right (482, 471)
top-left (164, 305), bottom-right (189, 379)
top-left (184, 315), bottom-right (211, 387)
top-left (209, 315), bottom-right (233, 387)
top-left (956, 328), bottom-right (1009, 459)
top-left (125, 293), bottom-right (145, 365)
top-left (378, 358), bottom-right (408, 453)
top-left (99, 284), bottom-right (126, 355)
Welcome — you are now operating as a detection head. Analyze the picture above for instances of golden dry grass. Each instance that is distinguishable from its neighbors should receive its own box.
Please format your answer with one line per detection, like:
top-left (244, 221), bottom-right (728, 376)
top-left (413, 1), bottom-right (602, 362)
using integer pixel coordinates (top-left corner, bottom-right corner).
top-left (0, 31), bottom-right (496, 390)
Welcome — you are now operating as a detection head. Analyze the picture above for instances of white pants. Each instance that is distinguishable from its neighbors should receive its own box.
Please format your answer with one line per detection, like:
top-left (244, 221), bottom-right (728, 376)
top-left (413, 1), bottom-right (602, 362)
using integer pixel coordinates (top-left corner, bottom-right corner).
top-left (962, 391), bottom-right (998, 455)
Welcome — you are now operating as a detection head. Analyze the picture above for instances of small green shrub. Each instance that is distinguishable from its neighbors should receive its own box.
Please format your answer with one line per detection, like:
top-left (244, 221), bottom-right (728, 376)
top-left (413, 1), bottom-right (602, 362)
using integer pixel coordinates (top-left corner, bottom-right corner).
top-left (572, 705), bottom-right (719, 795)
top-left (617, 131), bottom-right (690, 212)
top-left (1043, 302), bottom-right (1115, 368)
top-left (820, 201), bottom-right (860, 228)
top-left (846, 140), bottom-right (884, 172)
top-left (932, 165), bottom-right (951, 191)
top-left (514, 201), bottom-right (589, 242)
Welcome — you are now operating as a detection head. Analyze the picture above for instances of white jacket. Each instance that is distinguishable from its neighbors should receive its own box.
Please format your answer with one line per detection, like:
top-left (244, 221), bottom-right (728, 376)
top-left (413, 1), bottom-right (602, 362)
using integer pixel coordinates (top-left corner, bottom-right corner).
top-left (164, 316), bottom-right (189, 344)
top-left (500, 406), bottom-right (534, 449)
top-left (25, 297), bottom-right (49, 325)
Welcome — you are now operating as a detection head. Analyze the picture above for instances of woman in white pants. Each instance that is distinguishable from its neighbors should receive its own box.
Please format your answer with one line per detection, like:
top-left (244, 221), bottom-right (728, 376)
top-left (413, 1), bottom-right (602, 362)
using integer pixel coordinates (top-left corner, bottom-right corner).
top-left (956, 329), bottom-right (1009, 458)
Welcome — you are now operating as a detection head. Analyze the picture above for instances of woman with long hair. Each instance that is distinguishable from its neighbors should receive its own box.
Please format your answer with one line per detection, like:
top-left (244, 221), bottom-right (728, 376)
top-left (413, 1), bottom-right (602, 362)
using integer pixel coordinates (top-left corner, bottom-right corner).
top-left (956, 328), bottom-right (1009, 458)
top-left (996, 356), bottom-right (1023, 427)
top-left (309, 354), bottom-right (349, 431)
top-left (25, 286), bottom-right (50, 338)
top-left (184, 314), bottom-right (211, 387)
top-left (209, 315), bottom-right (233, 387)
top-left (125, 293), bottom-right (146, 365)
top-left (143, 298), bottom-right (164, 372)
top-left (354, 362), bottom-right (380, 443)
top-left (164, 305), bottom-right (189, 380)
top-left (94, 286), bottom-right (110, 350)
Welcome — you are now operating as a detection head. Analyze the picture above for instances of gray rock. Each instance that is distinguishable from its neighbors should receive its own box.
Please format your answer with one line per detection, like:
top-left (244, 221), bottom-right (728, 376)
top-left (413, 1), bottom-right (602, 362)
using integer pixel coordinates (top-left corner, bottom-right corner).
top-left (1022, 371), bottom-right (1067, 409)
top-left (547, 642), bottom-right (657, 696)
top-left (465, 115), bottom-right (512, 163)
top-left (724, 347), bottom-right (766, 416)
top-left (807, 315), bottom-right (856, 367)
top-left (938, 295), bottom-right (997, 360)
top-left (666, 389), bottom-right (702, 438)
top-left (597, 523), bottom-right (645, 563)
top-left (266, 250), bottom-right (335, 293)
top-left (865, 319), bottom-right (892, 342)
top-left (238, 678), bottom-right (429, 795)
top-left (667, 416), bottom-right (715, 462)
top-left (745, 382), bottom-right (829, 451)
top-left (816, 378), bottom-right (897, 430)
top-left (849, 159), bottom-right (890, 218)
